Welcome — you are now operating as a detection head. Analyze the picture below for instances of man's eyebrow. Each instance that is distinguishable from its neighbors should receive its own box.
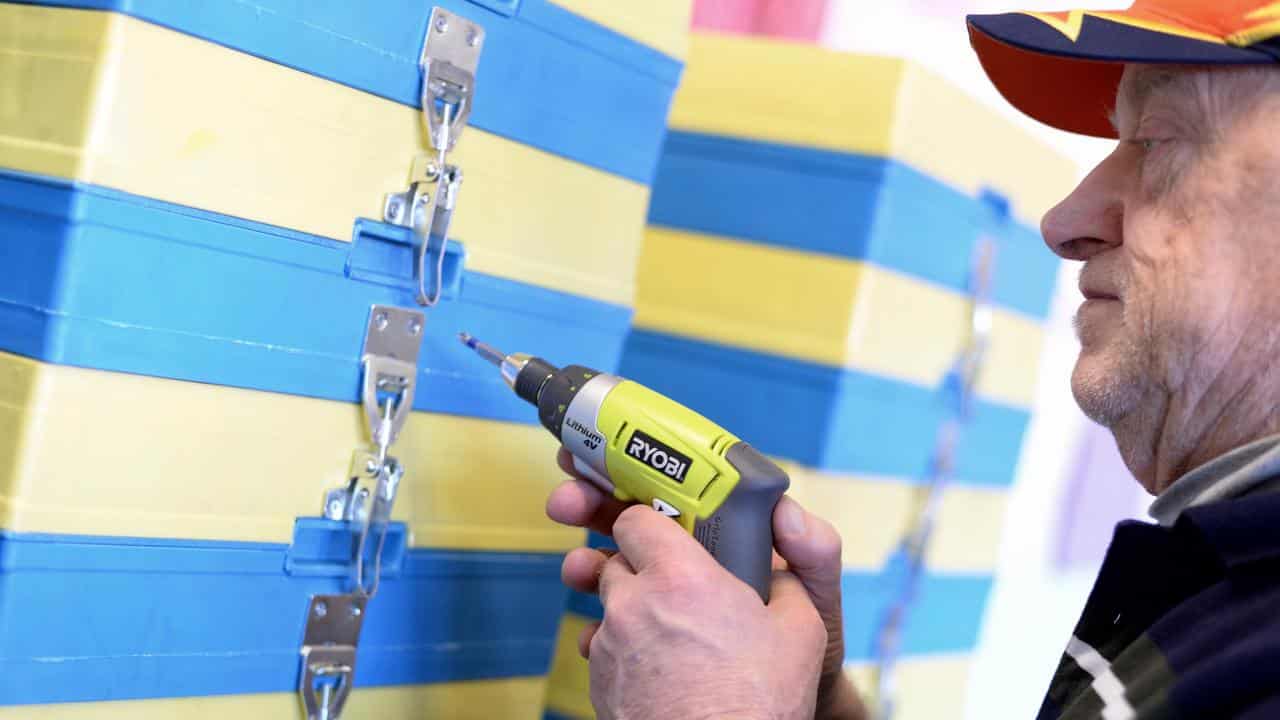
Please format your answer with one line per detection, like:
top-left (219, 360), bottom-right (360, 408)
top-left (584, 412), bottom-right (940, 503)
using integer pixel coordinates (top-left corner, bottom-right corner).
top-left (1125, 68), bottom-right (1183, 109)
top-left (1114, 67), bottom-right (1203, 135)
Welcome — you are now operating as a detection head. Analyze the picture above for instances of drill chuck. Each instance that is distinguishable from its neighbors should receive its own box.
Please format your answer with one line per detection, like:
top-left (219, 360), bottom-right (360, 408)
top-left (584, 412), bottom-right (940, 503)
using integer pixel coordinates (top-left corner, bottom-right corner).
top-left (508, 354), bottom-right (557, 405)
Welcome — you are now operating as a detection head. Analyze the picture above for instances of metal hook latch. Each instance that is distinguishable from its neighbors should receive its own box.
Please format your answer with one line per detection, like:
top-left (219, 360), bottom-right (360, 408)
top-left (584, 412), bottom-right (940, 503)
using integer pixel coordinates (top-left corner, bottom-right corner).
top-left (383, 7), bottom-right (483, 307)
top-left (420, 7), bottom-right (481, 157)
top-left (869, 236), bottom-right (998, 720)
top-left (299, 594), bottom-right (367, 720)
top-left (352, 457), bottom-right (404, 598)
top-left (302, 304), bottom-right (423, 720)
top-left (360, 305), bottom-right (425, 465)
top-left (951, 237), bottom-right (996, 418)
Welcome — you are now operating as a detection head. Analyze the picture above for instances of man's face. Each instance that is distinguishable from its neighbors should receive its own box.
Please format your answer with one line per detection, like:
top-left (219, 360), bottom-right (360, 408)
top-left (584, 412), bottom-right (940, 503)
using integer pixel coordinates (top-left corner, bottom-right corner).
top-left (1041, 65), bottom-right (1280, 489)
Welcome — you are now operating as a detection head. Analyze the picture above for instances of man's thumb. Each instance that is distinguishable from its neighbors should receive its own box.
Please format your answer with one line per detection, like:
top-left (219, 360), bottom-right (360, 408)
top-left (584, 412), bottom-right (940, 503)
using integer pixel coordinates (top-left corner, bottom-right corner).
top-left (772, 495), bottom-right (845, 666)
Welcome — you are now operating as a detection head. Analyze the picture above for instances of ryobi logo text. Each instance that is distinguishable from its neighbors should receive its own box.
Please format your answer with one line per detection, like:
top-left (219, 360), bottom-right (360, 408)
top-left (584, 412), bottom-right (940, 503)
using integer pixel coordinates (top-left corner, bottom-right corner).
top-left (626, 430), bottom-right (692, 483)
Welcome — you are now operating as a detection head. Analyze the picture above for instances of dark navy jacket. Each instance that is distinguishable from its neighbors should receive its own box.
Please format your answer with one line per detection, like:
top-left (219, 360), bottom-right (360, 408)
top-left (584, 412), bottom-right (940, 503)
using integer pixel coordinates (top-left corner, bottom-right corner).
top-left (1036, 490), bottom-right (1280, 719)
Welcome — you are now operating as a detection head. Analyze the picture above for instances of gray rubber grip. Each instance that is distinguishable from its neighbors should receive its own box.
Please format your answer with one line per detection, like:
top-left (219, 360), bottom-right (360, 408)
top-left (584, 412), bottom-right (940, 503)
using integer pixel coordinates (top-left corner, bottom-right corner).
top-left (693, 442), bottom-right (790, 602)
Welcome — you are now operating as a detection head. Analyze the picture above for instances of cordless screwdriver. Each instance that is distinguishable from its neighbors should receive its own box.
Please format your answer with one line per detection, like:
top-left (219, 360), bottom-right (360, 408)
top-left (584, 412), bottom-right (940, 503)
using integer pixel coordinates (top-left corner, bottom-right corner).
top-left (458, 333), bottom-right (790, 602)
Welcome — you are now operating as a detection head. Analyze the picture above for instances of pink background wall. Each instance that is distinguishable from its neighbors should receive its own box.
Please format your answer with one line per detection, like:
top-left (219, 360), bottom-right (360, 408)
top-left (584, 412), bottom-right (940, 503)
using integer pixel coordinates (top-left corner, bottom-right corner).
top-left (691, 0), bottom-right (830, 42)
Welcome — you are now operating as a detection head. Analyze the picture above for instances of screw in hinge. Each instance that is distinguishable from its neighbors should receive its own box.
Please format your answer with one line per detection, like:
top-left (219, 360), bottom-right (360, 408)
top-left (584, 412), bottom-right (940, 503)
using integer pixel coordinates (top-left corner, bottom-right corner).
top-left (385, 197), bottom-right (403, 223)
top-left (467, 28), bottom-right (480, 47)
top-left (374, 312), bottom-right (389, 331)
top-left (409, 318), bottom-right (422, 336)
top-left (365, 458), bottom-right (379, 475)
top-left (435, 15), bottom-right (449, 33)
top-left (314, 601), bottom-right (328, 618)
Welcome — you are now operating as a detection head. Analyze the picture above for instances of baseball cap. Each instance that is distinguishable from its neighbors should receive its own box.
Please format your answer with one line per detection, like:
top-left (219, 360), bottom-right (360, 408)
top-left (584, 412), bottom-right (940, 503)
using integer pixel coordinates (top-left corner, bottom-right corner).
top-left (967, 1), bottom-right (1280, 138)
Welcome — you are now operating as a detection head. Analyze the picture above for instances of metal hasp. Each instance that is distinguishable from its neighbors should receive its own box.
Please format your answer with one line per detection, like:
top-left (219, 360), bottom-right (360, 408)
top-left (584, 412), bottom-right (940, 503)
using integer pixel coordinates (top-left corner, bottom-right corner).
top-left (299, 594), bottom-right (367, 720)
top-left (361, 305), bottom-right (425, 465)
top-left (300, 305), bottom-right (424, 720)
top-left (384, 6), bottom-right (484, 306)
top-left (869, 238), bottom-right (997, 720)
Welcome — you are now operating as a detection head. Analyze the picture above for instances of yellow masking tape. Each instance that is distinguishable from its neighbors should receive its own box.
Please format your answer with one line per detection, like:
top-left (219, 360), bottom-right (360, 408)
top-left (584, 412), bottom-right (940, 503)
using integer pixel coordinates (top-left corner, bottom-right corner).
top-left (847, 654), bottom-right (972, 720)
top-left (0, 677), bottom-right (548, 720)
top-left (0, 5), bottom-right (647, 308)
top-left (632, 227), bottom-right (1045, 409)
top-left (0, 352), bottom-right (582, 551)
top-left (543, 613), bottom-right (597, 720)
top-left (549, 0), bottom-right (692, 60)
top-left (668, 33), bottom-right (1078, 223)
top-left (782, 463), bottom-right (1008, 575)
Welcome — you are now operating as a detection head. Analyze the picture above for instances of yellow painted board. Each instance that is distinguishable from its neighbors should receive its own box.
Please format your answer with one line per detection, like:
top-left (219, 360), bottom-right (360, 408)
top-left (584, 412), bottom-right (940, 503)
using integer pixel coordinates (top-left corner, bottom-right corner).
top-left (0, 5), bottom-right (647, 308)
top-left (0, 677), bottom-right (548, 720)
top-left (782, 463), bottom-right (1009, 575)
top-left (0, 352), bottom-right (583, 552)
top-left (543, 613), bottom-right (597, 720)
top-left (667, 33), bottom-right (1077, 224)
top-left (543, 613), bottom-right (973, 720)
top-left (847, 654), bottom-right (973, 720)
top-left (632, 227), bottom-right (1046, 409)
top-left (0, 351), bottom-right (1006, 573)
top-left (549, 0), bottom-right (692, 60)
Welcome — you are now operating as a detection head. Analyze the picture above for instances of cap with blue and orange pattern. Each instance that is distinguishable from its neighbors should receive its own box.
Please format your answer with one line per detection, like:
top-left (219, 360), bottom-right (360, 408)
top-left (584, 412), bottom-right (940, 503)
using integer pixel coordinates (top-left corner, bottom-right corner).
top-left (968, 1), bottom-right (1280, 137)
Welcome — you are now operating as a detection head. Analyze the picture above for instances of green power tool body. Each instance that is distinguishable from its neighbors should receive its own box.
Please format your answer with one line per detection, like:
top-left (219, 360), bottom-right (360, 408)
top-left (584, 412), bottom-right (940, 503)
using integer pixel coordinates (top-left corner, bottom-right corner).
top-left (460, 334), bottom-right (790, 601)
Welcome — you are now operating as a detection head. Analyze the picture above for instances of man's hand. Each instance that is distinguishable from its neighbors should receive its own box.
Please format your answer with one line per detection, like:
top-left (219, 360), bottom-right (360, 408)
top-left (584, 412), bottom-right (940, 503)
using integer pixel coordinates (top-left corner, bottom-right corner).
top-left (549, 449), bottom-right (868, 720)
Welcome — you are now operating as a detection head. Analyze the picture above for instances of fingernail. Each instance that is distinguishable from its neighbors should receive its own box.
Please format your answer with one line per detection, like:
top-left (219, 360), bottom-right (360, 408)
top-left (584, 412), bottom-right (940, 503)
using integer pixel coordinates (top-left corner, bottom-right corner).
top-left (778, 497), bottom-right (807, 537)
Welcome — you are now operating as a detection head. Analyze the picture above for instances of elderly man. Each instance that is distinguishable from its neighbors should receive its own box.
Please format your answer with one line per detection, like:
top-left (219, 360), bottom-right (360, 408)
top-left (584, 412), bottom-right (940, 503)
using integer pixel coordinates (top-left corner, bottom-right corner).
top-left (544, 1), bottom-right (1280, 718)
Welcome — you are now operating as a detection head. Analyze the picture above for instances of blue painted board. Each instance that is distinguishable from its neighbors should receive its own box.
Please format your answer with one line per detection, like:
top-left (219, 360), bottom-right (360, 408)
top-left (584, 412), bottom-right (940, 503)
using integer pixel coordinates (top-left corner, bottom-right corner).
top-left (14, 0), bottom-right (681, 184)
top-left (647, 131), bottom-right (1060, 320)
top-left (0, 169), bottom-right (630, 426)
top-left (0, 528), bottom-right (567, 705)
top-left (565, 531), bottom-right (992, 660)
top-left (619, 330), bottom-right (1030, 486)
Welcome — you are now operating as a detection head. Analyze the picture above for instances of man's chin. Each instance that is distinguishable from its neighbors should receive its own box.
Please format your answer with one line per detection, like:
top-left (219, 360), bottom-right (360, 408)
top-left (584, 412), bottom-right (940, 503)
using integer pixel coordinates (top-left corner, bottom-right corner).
top-left (1070, 354), bottom-right (1138, 427)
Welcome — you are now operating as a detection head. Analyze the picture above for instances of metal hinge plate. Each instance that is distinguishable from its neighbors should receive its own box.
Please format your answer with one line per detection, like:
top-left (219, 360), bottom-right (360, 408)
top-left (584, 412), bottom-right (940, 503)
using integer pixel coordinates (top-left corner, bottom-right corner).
top-left (299, 594), bottom-right (368, 720)
top-left (420, 7), bottom-right (484, 154)
top-left (361, 304), bottom-right (424, 461)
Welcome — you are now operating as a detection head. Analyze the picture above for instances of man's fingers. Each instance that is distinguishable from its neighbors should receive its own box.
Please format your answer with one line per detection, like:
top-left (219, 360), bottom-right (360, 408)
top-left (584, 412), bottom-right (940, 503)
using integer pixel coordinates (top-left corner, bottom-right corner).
top-left (611, 504), bottom-right (706, 574)
top-left (561, 546), bottom-right (612, 595)
top-left (765, 568), bottom-right (820, 619)
top-left (772, 548), bottom-right (788, 572)
top-left (577, 620), bottom-right (601, 659)
top-left (597, 549), bottom-right (637, 604)
top-left (771, 495), bottom-right (847, 673)
top-left (556, 447), bottom-right (579, 477)
top-left (546, 477), bottom-right (629, 537)
top-left (773, 496), bottom-right (843, 610)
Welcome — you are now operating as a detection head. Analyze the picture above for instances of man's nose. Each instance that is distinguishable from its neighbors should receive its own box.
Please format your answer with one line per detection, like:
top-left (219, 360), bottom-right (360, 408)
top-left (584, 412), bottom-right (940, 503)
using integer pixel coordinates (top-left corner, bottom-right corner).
top-left (1040, 149), bottom-right (1125, 261)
